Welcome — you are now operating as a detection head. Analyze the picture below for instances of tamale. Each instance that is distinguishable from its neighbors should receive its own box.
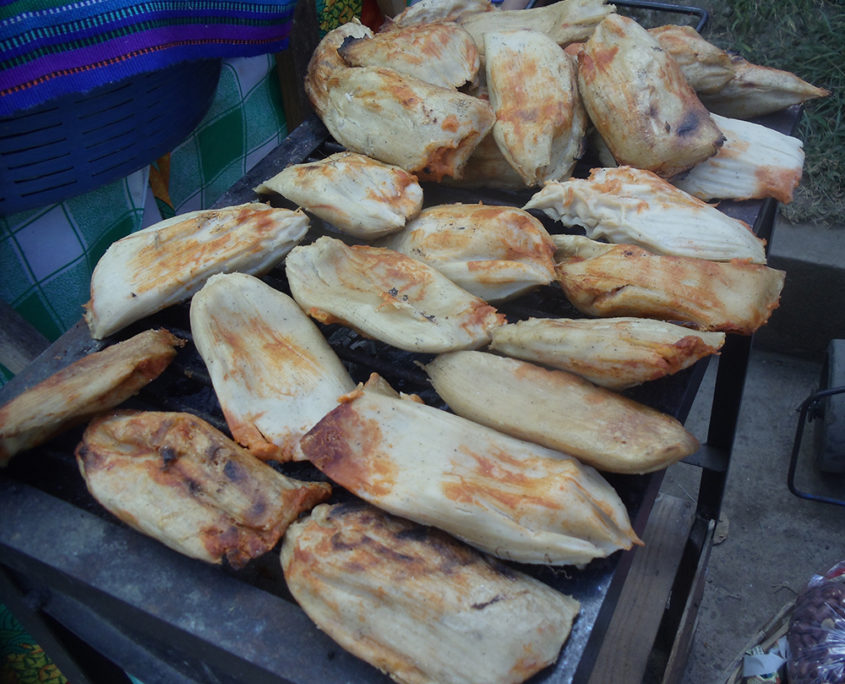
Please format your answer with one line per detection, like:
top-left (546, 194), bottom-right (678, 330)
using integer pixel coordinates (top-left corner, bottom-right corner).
top-left (77, 411), bottom-right (331, 568)
top-left (553, 235), bottom-right (785, 335)
top-left (700, 56), bottom-right (829, 119)
top-left (649, 24), bottom-right (735, 94)
top-left (387, 0), bottom-right (492, 30)
top-left (576, 14), bottom-right (724, 177)
top-left (379, 202), bottom-right (556, 302)
top-left (425, 350), bottom-right (699, 473)
top-left (305, 20), bottom-right (373, 118)
top-left (524, 166), bottom-right (767, 263)
top-left (458, 0), bottom-right (615, 60)
top-left (445, 130), bottom-right (527, 189)
top-left (85, 203), bottom-right (308, 339)
top-left (485, 29), bottom-right (587, 186)
top-left (317, 66), bottom-right (495, 182)
top-left (0, 328), bottom-right (183, 466)
top-left (299, 376), bottom-right (641, 565)
top-left (338, 22), bottom-right (479, 89)
top-left (489, 316), bottom-right (725, 390)
top-left (672, 113), bottom-right (805, 204)
top-left (190, 272), bottom-right (355, 462)
top-left (285, 236), bottom-right (504, 353)
top-left (281, 502), bottom-right (580, 684)
top-left (255, 152), bottom-right (423, 240)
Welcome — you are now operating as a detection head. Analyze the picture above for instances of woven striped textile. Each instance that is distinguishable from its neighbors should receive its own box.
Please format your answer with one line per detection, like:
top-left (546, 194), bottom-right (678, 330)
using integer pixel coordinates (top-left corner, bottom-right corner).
top-left (0, 0), bottom-right (297, 116)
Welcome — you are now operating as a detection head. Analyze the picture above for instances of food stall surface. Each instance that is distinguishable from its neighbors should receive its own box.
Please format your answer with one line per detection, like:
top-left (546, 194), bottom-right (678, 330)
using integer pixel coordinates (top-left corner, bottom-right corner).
top-left (0, 97), bottom-right (800, 682)
top-left (0, 0), bottom-right (830, 679)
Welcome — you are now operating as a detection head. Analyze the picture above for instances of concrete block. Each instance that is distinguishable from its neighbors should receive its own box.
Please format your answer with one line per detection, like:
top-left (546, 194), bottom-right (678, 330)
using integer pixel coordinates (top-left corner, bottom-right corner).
top-left (754, 216), bottom-right (845, 360)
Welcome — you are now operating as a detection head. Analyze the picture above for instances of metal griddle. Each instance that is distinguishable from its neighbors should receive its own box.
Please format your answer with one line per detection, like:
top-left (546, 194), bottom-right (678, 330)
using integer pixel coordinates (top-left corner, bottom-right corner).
top-left (0, 8), bottom-right (803, 681)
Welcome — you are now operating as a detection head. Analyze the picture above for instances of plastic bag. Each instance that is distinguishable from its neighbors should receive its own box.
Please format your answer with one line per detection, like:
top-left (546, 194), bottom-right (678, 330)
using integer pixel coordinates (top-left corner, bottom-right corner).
top-left (787, 560), bottom-right (845, 684)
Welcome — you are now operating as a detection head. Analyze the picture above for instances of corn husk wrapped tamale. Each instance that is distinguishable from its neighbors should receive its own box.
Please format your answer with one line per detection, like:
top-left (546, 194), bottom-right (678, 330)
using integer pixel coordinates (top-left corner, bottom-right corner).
top-left (700, 56), bottom-right (829, 120)
top-left (190, 272), bottom-right (355, 462)
top-left (458, 0), bottom-right (615, 60)
top-left (317, 65), bottom-right (495, 182)
top-left (649, 24), bottom-right (735, 94)
top-left (672, 113), bottom-right (805, 204)
top-left (281, 502), bottom-right (581, 684)
top-left (490, 317), bottom-right (725, 390)
top-left (387, 0), bottom-right (492, 30)
top-left (646, 27), bottom-right (829, 118)
top-left (77, 411), bottom-right (331, 568)
top-left (524, 166), bottom-right (767, 263)
top-left (445, 130), bottom-right (527, 189)
top-left (0, 329), bottom-right (184, 466)
top-left (285, 236), bottom-right (504, 353)
top-left (84, 203), bottom-right (308, 339)
top-left (338, 22), bottom-right (480, 89)
top-left (485, 29), bottom-right (587, 186)
top-left (379, 203), bottom-right (556, 302)
top-left (426, 350), bottom-right (698, 473)
top-left (299, 375), bottom-right (641, 565)
top-left (255, 152), bottom-right (423, 240)
top-left (576, 14), bottom-right (724, 177)
top-left (305, 20), bottom-right (373, 118)
top-left (553, 235), bottom-right (785, 335)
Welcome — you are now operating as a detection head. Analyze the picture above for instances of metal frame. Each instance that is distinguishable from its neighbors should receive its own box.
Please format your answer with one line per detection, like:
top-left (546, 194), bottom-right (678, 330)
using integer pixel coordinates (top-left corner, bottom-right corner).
top-left (614, 0), bottom-right (709, 32)
top-left (787, 386), bottom-right (845, 507)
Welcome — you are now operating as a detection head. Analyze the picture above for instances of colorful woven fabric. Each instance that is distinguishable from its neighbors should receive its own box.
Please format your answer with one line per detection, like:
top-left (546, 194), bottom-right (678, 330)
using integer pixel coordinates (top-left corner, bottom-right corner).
top-left (0, 603), bottom-right (67, 684)
top-left (0, 0), bottom-right (296, 116)
top-left (316, 0), bottom-right (363, 36)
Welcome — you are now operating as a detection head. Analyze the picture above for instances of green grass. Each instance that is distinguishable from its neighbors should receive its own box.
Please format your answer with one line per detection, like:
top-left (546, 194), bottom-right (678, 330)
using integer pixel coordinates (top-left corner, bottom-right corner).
top-left (705, 0), bottom-right (844, 225)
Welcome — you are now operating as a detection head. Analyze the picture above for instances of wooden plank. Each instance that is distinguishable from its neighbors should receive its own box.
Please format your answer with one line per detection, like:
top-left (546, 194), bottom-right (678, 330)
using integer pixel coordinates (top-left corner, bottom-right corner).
top-left (661, 519), bottom-right (715, 684)
top-left (587, 493), bottom-right (695, 684)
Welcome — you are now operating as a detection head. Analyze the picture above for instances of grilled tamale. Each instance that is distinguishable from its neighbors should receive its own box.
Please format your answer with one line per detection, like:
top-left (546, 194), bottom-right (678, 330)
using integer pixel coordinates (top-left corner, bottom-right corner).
top-left (85, 203), bottom-right (308, 339)
top-left (305, 20), bottom-right (373, 118)
top-left (338, 22), bottom-right (480, 89)
top-left (701, 58), bottom-right (829, 120)
top-left (647, 27), bottom-right (829, 118)
top-left (649, 24), bottom-right (735, 94)
top-left (458, 0), bottom-right (615, 60)
top-left (576, 14), bottom-right (724, 177)
top-left (316, 65), bottom-right (495, 182)
top-left (281, 502), bottom-right (581, 684)
top-left (445, 130), bottom-right (527, 189)
top-left (387, 0), bottom-right (492, 30)
top-left (489, 317), bottom-right (725, 390)
top-left (299, 376), bottom-right (641, 565)
top-left (0, 328), bottom-right (183, 466)
top-left (76, 410), bottom-right (331, 568)
top-left (426, 350), bottom-right (698, 473)
top-left (255, 152), bottom-right (423, 240)
top-left (485, 29), bottom-right (587, 186)
top-left (379, 203), bottom-right (556, 302)
top-left (524, 166), bottom-right (767, 263)
top-left (190, 272), bottom-right (355, 462)
top-left (553, 235), bottom-right (785, 335)
top-left (672, 113), bottom-right (805, 204)
top-left (285, 236), bottom-right (504, 353)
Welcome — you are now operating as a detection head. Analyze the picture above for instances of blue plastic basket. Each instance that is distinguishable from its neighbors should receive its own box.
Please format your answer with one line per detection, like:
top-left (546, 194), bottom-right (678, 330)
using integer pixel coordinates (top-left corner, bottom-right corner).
top-left (0, 59), bottom-right (222, 216)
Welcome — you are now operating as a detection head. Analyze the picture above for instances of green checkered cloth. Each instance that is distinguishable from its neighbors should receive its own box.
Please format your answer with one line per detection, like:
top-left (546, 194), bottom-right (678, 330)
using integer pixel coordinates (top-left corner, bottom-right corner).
top-left (0, 52), bottom-right (288, 349)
